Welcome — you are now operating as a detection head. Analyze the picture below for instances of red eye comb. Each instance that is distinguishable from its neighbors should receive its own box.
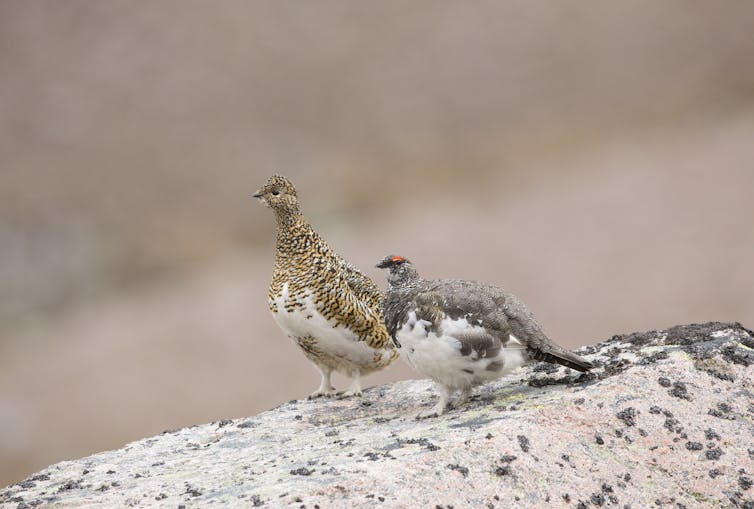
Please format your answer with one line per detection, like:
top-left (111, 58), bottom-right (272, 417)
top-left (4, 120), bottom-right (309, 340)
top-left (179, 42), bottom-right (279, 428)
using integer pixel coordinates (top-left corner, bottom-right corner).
top-left (391, 255), bottom-right (406, 262)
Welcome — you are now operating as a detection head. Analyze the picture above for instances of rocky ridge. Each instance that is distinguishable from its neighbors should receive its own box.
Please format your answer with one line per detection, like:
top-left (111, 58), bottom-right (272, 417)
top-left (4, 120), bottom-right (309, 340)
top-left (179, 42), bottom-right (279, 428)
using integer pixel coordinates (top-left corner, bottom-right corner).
top-left (2, 322), bottom-right (753, 508)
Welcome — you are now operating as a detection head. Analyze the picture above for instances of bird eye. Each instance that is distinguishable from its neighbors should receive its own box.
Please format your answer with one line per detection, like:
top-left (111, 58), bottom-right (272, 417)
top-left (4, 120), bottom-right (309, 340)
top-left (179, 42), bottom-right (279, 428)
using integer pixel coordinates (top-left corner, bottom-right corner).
top-left (271, 190), bottom-right (280, 196)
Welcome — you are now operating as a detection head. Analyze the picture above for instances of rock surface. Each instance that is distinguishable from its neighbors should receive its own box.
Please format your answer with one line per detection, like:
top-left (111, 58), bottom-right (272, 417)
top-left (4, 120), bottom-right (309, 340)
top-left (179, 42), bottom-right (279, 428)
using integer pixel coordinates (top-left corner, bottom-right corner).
top-left (2, 322), bottom-right (753, 508)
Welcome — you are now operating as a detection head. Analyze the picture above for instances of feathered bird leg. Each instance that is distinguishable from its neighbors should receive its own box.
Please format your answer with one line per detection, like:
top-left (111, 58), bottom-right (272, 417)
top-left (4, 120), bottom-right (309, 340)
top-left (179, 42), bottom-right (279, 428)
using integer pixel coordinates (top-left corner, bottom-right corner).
top-left (339, 369), bottom-right (362, 397)
top-left (454, 387), bottom-right (473, 408)
top-left (417, 384), bottom-right (451, 419)
top-left (309, 365), bottom-right (336, 399)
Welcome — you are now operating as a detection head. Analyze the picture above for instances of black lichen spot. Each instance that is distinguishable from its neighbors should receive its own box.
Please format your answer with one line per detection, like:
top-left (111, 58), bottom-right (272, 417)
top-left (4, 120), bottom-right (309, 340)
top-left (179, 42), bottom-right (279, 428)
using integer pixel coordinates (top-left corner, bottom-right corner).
top-left (669, 381), bottom-right (691, 400)
top-left (722, 344), bottom-right (754, 366)
top-left (709, 469), bottom-right (722, 479)
top-left (237, 420), bottom-right (259, 429)
top-left (56, 480), bottom-right (83, 493)
top-left (493, 455), bottom-right (517, 476)
top-left (183, 484), bottom-right (202, 497)
top-left (562, 494), bottom-right (571, 503)
top-left (705, 428), bottom-right (721, 441)
top-left (624, 473), bottom-right (632, 482)
top-left (590, 492), bottom-right (605, 506)
top-left (664, 417), bottom-right (683, 434)
top-left (616, 407), bottom-right (638, 427)
top-left (532, 363), bottom-right (560, 374)
top-left (290, 467), bottom-right (314, 476)
top-left (685, 442), bottom-right (703, 451)
top-left (574, 398), bottom-right (585, 405)
top-left (517, 435), bottom-right (530, 453)
top-left (740, 476), bottom-right (753, 491)
top-left (657, 377), bottom-right (672, 388)
top-left (599, 359), bottom-right (631, 379)
top-left (155, 493), bottom-right (168, 500)
top-left (216, 419), bottom-right (232, 427)
top-left (705, 448), bottom-right (724, 460)
top-left (528, 373), bottom-right (592, 387)
top-left (640, 351), bottom-right (669, 366)
top-left (708, 403), bottom-right (735, 420)
top-left (638, 428), bottom-right (648, 437)
top-left (595, 434), bottom-right (605, 445)
top-left (665, 322), bottom-right (730, 345)
top-left (403, 438), bottom-right (440, 451)
top-left (696, 361), bottom-right (736, 382)
top-left (447, 464), bottom-right (469, 477)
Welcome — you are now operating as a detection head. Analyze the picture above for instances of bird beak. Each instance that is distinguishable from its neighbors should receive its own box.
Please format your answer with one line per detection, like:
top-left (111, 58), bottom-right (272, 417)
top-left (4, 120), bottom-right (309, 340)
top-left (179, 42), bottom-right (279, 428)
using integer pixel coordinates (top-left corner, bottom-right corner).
top-left (375, 260), bottom-right (389, 269)
top-left (252, 190), bottom-right (263, 199)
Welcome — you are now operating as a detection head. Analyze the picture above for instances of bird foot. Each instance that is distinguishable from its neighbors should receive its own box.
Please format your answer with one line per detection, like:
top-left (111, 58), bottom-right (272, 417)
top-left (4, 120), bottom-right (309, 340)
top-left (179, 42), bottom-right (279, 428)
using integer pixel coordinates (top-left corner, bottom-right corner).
top-left (336, 390), bottom-right (362, 398)
top-left (308, 389), bottom-right (337, 399)
top-left (415, 403), bottom-right (446, 420)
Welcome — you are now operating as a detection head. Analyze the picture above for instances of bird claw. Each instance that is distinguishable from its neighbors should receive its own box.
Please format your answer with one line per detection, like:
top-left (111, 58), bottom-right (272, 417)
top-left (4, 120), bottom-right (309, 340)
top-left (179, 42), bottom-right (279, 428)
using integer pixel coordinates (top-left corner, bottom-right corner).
top-left (415, 411), bottom-right (437, 420)
top-left (336, 390), bottom-right (362, 399)
top-left (308, 389), bottom-right (337, 399)
top-left (415, 403), bottom-right (446, 419)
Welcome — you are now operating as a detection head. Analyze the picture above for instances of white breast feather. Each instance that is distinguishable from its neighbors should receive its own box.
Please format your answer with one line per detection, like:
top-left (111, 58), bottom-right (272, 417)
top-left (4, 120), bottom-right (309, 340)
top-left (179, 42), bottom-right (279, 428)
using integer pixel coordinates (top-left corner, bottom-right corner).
top-left (271, 283), bottom-right (389, 365)
top-left (396, 311), bottom-right (525, 390)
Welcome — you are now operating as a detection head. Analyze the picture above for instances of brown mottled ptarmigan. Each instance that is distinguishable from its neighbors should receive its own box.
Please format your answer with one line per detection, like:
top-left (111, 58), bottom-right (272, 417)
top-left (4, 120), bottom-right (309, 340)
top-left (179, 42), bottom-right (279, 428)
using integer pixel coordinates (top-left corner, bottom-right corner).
top-left (377, 255), bottom-right (593, 418)
top-left (253, 175), bottom-right (398, 399)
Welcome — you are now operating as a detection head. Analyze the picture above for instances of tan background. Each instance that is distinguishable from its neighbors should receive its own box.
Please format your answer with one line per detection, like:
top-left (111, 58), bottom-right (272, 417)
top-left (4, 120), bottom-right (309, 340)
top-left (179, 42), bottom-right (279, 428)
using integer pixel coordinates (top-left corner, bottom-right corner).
top-left (2, 1), bottom-right (754, 487)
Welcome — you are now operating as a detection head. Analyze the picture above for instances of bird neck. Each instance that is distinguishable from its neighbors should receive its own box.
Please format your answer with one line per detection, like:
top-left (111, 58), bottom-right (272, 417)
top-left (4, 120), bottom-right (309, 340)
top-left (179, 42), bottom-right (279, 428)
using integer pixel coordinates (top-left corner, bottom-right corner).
top-left (273, 212), bottom-right (319, 257)
top-left (273, 206), bottom-right (304, 230)
top-left (388, 269), bottom-right (421, 289)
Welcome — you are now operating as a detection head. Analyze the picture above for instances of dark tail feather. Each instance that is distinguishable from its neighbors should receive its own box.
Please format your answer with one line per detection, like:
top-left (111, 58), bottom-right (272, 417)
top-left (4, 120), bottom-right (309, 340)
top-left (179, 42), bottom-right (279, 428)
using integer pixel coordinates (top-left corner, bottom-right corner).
top-left (531, 346), bottom-right (593, 372)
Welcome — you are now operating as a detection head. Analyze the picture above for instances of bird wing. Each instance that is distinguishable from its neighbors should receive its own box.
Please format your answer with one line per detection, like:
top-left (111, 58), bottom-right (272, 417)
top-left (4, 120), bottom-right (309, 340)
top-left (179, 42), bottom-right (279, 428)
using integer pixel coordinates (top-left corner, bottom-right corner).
top-left (337, 258), bottom-right (384, 309)
top-left (413, 289), bottom-right (509, 360)
top-left (413, 279), bottom-right (593, 372)
top-left (320, 259), bottom-right (392, 349)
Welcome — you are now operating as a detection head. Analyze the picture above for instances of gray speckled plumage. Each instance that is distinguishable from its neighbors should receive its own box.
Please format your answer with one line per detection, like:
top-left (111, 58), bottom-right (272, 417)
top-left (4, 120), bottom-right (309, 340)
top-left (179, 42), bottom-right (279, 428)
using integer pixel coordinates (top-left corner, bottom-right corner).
top-left (377, 255), bottom-right (593, 417)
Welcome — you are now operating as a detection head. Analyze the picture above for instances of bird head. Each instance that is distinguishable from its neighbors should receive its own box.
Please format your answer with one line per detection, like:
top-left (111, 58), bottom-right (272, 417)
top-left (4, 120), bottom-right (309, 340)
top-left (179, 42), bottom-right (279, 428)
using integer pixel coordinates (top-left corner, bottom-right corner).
top-left (252, 175), bottom-right (300, 214)
top-left (376, 255), bottom-right (418, 286)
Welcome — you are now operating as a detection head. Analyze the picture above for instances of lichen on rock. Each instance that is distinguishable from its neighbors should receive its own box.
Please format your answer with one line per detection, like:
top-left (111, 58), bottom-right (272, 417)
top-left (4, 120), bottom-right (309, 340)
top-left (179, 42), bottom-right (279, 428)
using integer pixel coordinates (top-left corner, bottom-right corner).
top-left (2, 322), bottom-right (753, 508)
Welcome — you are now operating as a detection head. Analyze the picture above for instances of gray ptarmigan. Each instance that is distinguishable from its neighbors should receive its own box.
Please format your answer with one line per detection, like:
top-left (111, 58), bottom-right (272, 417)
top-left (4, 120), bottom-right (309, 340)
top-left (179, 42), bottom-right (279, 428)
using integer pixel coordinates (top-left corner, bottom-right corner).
top-left (377, 255), bottom-right (593, 418)
top-left (254, 175), bottom-right (398, 399)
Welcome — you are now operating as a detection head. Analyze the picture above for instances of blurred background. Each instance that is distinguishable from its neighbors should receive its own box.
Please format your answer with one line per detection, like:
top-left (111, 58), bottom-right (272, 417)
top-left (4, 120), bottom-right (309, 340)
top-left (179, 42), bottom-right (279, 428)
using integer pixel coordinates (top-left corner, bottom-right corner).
top-left (2, 0), bottom-right (754, 487)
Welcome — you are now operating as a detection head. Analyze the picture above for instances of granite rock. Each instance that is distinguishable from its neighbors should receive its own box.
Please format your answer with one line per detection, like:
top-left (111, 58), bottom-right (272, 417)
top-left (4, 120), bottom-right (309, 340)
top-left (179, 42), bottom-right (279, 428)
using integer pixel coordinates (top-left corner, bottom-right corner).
top-left (2, 322), bottom-right (753, 508)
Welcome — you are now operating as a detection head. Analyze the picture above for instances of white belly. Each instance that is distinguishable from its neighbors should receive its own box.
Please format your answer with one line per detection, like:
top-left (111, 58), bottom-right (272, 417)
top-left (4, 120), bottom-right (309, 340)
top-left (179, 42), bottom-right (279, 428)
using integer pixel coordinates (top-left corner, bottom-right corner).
top-left (270, 283), bottom-right (388, 367)
top-left (396, 311), bottom-right (525, 390)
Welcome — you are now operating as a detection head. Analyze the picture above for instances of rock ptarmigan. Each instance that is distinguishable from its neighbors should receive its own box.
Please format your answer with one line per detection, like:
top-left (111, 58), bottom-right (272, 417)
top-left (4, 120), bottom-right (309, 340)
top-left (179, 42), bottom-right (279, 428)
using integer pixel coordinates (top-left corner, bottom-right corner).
top-left (254, 176), bottom-right (398, 398)
top-left (377, 254), bottom-right (593, 418)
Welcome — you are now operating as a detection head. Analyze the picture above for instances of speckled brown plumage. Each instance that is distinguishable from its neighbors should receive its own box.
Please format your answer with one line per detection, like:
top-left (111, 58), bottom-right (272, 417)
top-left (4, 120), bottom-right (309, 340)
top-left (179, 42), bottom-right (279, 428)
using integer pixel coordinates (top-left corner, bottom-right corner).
top-left (254, 175), bottom-right (397, 398)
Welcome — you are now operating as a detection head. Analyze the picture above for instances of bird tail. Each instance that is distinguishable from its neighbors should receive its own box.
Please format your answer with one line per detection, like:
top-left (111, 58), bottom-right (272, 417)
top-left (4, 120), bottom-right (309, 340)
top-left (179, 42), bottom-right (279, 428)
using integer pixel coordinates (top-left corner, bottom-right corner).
top-left (531, 344), bottom-right (593, 372)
